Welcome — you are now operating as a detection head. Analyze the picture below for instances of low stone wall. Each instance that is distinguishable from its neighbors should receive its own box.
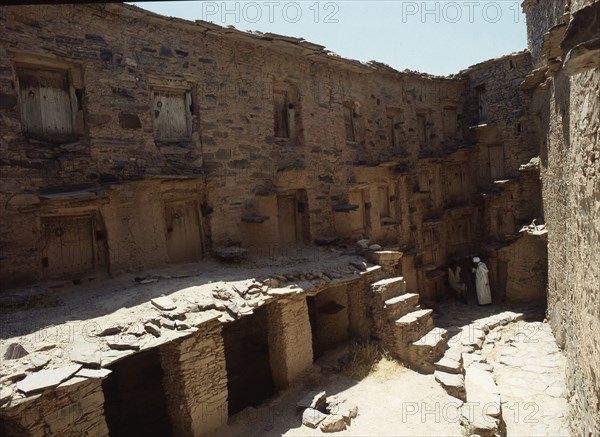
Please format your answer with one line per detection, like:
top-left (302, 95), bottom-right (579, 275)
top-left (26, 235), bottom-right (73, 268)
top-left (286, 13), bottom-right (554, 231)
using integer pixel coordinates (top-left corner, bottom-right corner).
top-left (0, 377), bottom-right (108, 437)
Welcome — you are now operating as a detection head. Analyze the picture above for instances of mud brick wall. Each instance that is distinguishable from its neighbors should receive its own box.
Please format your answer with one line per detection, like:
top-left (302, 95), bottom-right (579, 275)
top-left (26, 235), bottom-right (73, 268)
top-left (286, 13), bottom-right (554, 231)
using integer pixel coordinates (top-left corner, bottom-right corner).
top-left (0, 377), bottom-right (108, 437)
top-left (267, 296), bottom-right (313, 389)
top-left (159, 321), bottom-right (228, 436)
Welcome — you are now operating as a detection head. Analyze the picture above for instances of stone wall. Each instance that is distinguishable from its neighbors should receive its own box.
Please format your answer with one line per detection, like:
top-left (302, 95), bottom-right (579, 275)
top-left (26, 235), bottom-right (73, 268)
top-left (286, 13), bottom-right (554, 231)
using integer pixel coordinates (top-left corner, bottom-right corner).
top-left (524, 0), bottom-right (600, 433)
top-left (0, 3), bottom-right (499, 298)
top-left (266, 296), bottom-right (314, 389)
top-left (0, 377), bottom-right (108, 437)
top-left (160, 320), bottom-right (228, 436)
top-left (463, 51), bottom-right (537, 182)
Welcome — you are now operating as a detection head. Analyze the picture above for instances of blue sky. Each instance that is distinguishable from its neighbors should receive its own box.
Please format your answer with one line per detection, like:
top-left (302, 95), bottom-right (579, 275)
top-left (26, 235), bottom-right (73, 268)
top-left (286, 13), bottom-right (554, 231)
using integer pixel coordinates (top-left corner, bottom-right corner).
top-left (131, 1), bottom-right (528, 76)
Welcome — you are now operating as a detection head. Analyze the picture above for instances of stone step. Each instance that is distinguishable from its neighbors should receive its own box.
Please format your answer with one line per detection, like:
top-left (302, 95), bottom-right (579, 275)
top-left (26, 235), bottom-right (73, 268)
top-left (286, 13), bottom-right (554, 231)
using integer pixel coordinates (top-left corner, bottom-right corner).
top-left (461, 367), bottom-right (501, 437)
top-left (371, 277), bottom-right (406, 301)
top-left (394, 309), bottom-right (434, 345)
top-left (407, 327), bottom-right (449, 373)
top-left (395, 308), bottom-right (432, 326)
top-left (434, 370), bottom-right (466, 401)
top-left (434, 356), bottom-right (463, 374)
top-left (384, 293), bottom-right (419, 320)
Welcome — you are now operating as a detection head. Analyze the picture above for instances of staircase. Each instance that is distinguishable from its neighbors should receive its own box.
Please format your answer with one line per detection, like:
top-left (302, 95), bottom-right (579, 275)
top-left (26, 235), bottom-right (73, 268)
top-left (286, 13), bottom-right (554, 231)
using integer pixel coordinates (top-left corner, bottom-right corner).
top-left (370, 276), bottom-right (448, 373)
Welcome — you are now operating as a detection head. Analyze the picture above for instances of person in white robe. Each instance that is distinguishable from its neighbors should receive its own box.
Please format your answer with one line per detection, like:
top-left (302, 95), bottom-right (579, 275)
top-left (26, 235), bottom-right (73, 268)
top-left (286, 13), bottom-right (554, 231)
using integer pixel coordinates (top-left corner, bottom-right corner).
top-left (472, 257), bottom-right (492, 305)
top-left (448, 265), bottom-right (467, 301)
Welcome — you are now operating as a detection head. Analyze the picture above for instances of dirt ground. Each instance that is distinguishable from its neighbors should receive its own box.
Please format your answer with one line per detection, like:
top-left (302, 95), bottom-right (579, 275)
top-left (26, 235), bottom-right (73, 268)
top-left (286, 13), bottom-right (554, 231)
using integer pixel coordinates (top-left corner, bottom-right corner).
top-left (221, 361), bottom-right (464, 437)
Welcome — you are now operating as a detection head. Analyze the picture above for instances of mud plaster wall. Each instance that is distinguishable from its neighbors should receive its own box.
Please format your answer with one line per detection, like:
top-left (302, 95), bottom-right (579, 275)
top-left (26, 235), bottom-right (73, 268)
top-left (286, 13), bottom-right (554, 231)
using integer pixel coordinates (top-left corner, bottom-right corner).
top-left (0, 177), bottom-right (206, 286)
top-left (0, 377), bottom-right (108, 437)
top-left (267, 296), bottom-right (313, 389)
top-left (526, 0), bottom-right (600, 433)
top-left (159, 321), bottom-right (228, 436)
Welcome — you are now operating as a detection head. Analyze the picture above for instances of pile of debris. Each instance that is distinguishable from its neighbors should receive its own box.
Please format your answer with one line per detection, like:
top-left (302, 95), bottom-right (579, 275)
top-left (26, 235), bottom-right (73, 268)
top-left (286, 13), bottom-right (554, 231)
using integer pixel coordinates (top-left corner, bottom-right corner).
top-left (297, 390), bottom-right (358, 433)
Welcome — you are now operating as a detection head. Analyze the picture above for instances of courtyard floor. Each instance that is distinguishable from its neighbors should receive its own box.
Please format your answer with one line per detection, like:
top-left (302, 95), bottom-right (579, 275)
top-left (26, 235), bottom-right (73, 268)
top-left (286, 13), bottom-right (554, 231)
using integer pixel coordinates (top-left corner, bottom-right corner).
top-left (221, 301), bottom-right (570, 437)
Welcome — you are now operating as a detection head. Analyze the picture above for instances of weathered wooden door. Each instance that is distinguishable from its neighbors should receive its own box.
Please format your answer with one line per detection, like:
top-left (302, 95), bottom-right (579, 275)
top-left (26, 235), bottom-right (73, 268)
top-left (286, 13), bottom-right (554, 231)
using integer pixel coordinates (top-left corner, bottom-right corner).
top-left (348, 189), bottom-right (366, 233)
top-left (277, 195), bottom-right (297, 244)
top-left (42, 215), bottom-right (95, 278)
top-left (446, 164), bottom-right (465, 198)
top-left (488, 145), bottom-right (505, 181)
top-left (422, 226), bottom-right (441, 265)
top-left (18, 67), bottom-right (74, 136)
top-left (164, 200), bottom-right (203, 263)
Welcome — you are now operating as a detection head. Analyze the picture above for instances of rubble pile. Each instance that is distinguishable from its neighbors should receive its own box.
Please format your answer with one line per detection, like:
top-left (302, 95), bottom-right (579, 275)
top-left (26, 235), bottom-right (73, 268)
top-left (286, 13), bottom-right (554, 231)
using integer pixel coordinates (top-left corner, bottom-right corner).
top-left (297, 390), bottom-right (359, 433)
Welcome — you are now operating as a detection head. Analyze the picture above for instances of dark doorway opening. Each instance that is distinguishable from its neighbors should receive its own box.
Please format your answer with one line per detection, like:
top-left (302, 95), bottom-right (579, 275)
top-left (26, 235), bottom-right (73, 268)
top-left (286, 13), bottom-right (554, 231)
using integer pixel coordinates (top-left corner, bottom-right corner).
top-left (307, 286), bottom-right (350, 360)
top-left (223, 305), bottom-right (275, 416)
top-left (102, 349), bottom-right (172, 437)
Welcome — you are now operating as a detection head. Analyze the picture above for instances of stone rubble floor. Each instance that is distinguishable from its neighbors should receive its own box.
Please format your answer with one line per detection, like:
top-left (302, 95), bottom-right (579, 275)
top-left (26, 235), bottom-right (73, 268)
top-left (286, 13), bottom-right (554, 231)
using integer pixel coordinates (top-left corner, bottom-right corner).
top-left (223, 300), bottom-right (570, 437)
top-left (435, 301), bottom-right (570, 436)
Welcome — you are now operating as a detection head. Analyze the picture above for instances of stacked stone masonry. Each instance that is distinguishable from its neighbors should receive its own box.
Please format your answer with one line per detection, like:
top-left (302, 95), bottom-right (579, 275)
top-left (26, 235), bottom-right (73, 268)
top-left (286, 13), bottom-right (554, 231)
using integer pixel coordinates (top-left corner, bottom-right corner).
top-left (0, 4), bottom-right (541, 303)
top-left (523, 0), bottom-right (600, 434)
top-left (0, 1), bottom-right (597, 436)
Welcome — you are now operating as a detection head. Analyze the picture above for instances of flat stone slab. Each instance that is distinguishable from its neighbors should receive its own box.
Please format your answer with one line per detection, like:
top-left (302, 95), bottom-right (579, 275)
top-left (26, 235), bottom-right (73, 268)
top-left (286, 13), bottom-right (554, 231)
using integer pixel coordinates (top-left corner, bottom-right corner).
top-left (371, 276), bottom-right (405, 291)
top-left (71, 351), bottom-right (102, 369)
top-left (75, 368), bottom-right (112, 379)
top-left (151, 296), bottom-right (177, 311)
top-left (460, 403), bottom-right (499, 437)
top-left (16, 364), bottom-right (82, 395)
top-left (413, 327), bottom-right (447, 347)
top-left (333, 402), bottom-right (358, 419)
top-left (107, 336), bottom-right (141, 351)
top-left (26, 353), bottom-right (51, 371)
top-left (396, 309), bottom-right (432, 325)
top-left (434, 356), bottom-right (462, 374)
top-left (302, 408), bottom-right (327, 428)
top-left (465, 368), bottom-right (501, 418)
top-left (96, 324), bottom-right (122, 336)
top-left (320, 414), bottom-right (347, 433)
top-left (297, 391), bottom-right (326, 410)
top-left (434, 370), bottom-right (465, 401)
top-left (469, 362), bottom-right (494, 372)
top-left (144, 322), bottom-right (161, 337)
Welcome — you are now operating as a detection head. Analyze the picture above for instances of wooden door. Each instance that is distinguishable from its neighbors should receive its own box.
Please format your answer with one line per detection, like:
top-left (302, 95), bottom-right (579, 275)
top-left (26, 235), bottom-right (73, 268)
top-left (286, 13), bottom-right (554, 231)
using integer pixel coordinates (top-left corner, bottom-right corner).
top-left (443, 107), bottom-right (457, 145)
top-left (488, 145), bottom-right (505, 181)
top-left (153, 90), bottom-right (190, 140)
top-left (18, 67), bottom-right (74, 136)
top-left (164, 200), bottom-right (203, 263)
top-left (42, 215), bottom-right (94, 278)
top-left (277, 195), bottom-right (297, 244)
top-left (422, 227), bottom-right (440, 265)
top-left (446, 164), bottom-right (464, 198)
top-left (348, 190), bottom-right (365, 233)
